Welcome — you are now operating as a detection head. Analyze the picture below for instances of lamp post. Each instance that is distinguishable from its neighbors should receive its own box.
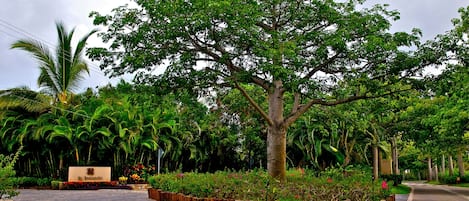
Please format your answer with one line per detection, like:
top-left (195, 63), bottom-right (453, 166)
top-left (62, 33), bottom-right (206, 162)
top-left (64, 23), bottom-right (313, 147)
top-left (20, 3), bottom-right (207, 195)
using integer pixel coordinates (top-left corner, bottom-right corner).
top-left (157, 148), bottom-right (164, 174)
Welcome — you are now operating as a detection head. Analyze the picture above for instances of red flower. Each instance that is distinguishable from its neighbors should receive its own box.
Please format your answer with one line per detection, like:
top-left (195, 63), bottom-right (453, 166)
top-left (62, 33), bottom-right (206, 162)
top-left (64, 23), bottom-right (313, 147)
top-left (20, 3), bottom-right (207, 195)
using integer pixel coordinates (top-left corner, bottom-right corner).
top-left (327, 178), bottom-right (333, 183)
top-left (381, 180), bottom-right (388, 190)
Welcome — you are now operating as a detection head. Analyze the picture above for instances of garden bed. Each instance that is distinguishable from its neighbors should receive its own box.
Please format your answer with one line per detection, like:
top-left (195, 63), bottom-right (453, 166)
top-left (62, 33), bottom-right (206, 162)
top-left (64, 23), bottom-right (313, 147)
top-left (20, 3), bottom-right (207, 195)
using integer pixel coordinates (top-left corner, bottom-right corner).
top-left (147, 169), bottom-right (391, 201)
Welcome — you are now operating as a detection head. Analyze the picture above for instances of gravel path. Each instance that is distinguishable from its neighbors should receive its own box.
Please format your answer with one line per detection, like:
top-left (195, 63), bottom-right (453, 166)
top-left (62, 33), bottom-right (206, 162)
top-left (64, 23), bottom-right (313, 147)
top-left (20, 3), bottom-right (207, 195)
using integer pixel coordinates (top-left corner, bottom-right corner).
top-left (12, 189), bottom-right (153, 201)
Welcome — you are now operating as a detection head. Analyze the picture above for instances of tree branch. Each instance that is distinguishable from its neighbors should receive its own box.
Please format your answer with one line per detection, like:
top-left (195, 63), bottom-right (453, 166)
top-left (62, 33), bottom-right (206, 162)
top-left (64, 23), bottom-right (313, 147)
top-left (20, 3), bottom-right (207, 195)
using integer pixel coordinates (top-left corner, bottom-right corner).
top-left (284, 88), bottom-right (412, 127)
top-left (303, 53), bottom-right (341, 79)
top-left (256, 22), bottom-right (274, 31)
top-left (235, 82), bottom-right (273, 126)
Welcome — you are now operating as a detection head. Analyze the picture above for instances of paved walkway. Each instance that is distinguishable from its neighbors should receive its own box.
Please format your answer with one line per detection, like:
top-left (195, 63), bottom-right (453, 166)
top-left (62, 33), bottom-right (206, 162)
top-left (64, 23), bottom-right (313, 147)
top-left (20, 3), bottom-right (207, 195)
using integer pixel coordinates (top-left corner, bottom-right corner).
top-left (9, 187), bottom-right (412, 201)
top-left (396, 193), bottom-right (409, 201)
top-left (404, 181), bottom-right (469, 201)
top-left (12, 189), bottom-right (153, 201)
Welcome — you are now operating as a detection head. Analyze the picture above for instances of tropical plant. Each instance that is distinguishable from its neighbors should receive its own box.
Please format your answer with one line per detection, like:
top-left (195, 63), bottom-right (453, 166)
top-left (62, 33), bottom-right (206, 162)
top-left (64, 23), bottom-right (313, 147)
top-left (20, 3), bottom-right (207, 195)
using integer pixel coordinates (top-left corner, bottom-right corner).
top-left (11, 21), bottom-right (97, 104)
top-left (0, 146), bottom-right (22, 199)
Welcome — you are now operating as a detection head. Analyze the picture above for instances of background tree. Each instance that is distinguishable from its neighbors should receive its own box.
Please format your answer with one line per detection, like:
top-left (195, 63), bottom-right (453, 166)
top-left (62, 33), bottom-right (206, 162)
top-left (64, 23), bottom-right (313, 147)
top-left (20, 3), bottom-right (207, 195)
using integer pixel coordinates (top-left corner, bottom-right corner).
top-left (89, 0), bottom-right (439, 180)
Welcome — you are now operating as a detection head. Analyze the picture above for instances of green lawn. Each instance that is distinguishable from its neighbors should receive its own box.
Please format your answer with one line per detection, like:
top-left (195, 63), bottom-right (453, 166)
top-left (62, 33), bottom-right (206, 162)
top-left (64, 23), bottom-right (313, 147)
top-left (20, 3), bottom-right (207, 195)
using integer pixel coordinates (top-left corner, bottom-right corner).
top-left (391, 184), bottom-right (412, 194)
top-left (450, 183), bottom-right (469, 187)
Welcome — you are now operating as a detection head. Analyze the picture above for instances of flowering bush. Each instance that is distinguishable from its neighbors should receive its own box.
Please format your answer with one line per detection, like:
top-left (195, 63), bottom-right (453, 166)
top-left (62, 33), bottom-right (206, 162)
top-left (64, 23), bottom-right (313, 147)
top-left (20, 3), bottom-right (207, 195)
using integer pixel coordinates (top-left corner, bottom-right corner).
top-left (148, 168), bottom-right (388, 201)
top-left (123, 163), bottom-right (156, 184)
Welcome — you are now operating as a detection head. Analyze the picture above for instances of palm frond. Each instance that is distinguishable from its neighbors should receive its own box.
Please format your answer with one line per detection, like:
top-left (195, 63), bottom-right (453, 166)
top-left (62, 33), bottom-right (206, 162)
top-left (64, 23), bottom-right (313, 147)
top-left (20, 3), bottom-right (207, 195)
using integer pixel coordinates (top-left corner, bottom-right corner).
top-left (73, 28), bottom-right (98, 66)
top-left (0, 87), bottom-right (51, 112)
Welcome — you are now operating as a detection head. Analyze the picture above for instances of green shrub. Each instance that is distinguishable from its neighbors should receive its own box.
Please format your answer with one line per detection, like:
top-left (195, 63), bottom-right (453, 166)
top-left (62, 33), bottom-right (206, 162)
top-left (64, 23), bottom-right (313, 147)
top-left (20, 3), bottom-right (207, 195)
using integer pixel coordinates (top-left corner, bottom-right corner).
top-left (0, 147), bottom-right (22, 199)
top-left (10, 177), bottom-right (52, 187)
top-left (460, 174), bottom-right (469, 183)
top-left (381, 174), bottom-right (403, 186)
top-left (440, 174), bottom-right (459, 184)
top-left (148, 169), bottom-right (386, 201)
top-left (51, 181), bottom-right (62, 190)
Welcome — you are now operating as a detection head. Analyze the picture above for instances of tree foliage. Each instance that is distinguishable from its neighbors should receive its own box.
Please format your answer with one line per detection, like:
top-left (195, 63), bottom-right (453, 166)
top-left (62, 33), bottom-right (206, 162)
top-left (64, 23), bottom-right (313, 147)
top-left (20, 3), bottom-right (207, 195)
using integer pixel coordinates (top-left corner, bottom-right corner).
top-left (88, 0), bottom-right (443, 180)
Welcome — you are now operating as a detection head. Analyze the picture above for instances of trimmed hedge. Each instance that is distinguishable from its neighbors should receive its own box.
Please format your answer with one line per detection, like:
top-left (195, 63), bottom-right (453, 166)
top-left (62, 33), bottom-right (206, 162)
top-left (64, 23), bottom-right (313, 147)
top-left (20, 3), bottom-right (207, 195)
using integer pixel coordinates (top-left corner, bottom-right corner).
top-left (10, 177), bottom-right (52, 188)
top-left (148, 169), bottom-right (388, 201)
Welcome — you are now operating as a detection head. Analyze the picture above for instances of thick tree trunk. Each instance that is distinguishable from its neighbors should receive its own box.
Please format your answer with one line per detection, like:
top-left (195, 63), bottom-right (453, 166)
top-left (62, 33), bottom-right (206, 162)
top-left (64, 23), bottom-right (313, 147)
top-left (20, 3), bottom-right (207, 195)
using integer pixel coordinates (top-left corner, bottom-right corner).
top-left (428, 157), bottom-right (433, 181)
top-left (267, 125), bottom-right (287, 181)
top-left (441, 155), bottom-right (446, 175)
top-left (267, 82), bottom-right (286, 181)
top-left (449, 155), bottom-right (454, 176)
top-left (458, 151), bottom-right (465, 177)
top-left (373, 145), bottom-right (379, 181)
top-left (434, 165), bottom-right (439, 182)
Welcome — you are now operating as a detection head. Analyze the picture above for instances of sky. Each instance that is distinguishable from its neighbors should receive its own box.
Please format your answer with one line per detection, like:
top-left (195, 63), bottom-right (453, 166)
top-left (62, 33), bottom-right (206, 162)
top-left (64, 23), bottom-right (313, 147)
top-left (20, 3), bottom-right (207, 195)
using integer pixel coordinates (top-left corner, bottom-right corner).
top-left (0, 0), bottom-right (467, 92)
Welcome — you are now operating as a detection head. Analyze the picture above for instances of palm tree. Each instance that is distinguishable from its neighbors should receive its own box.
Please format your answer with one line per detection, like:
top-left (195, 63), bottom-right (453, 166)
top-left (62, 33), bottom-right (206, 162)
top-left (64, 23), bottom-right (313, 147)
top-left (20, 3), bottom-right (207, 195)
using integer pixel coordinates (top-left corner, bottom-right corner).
top-left (11, 21), bottom-right (97, 104)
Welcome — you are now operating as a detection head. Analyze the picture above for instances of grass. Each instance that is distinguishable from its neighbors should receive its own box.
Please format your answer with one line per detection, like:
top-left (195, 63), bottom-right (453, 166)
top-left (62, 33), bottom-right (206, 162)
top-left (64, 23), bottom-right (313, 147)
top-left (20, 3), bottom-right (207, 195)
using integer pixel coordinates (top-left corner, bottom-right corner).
top-left (390, 184), bottom-right (411, 194)
top-left (427, 180), bottom-right (440, 185)
top-left (449, 183), bottom-right (469, 187)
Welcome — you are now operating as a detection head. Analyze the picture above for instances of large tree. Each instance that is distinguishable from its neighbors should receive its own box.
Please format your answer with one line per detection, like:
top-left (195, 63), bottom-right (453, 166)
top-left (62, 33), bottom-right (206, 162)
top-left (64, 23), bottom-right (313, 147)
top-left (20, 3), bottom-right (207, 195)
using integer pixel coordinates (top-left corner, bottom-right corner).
top-left (89, 0), bottom-right (443, 180)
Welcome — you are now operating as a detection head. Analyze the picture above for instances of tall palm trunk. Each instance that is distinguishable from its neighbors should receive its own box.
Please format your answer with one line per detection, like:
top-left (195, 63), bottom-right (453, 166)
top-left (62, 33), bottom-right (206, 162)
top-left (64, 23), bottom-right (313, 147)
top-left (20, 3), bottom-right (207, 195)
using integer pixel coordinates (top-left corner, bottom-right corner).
top-left (74, 146), bottom-right (80, 165)
top-left (391, 136), bottom-right (399, 175)
top-left (87, 144), bottom-right (93, 165)
top-left (458, 151), bottom-right (464, 177)
top-left (449, 155), bottom-right (454, 176)
top-left (59, 153), bottom-right (64, 170)
top-left (428, 157), bottom-right (433, 181)
top-left (372, 144), bottom-right (379, 181)
top-left (441, 155), bottom-right (446, 175)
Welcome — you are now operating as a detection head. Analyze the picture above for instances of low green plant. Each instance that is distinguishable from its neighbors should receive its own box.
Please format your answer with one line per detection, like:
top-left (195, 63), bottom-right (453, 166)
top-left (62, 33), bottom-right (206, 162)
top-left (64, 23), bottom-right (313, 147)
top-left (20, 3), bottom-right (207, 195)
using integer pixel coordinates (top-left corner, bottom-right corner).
top-left (0, 147), bottom-right (22, 199)
top-left (390, 184), bottom-right (411, 194)
top-left (440, 174), bottom-right (459, 184)
top-left (148, 169), bottom-right (386, 201)
top-left (10, 177), bottom-right (52, 187)
top-left (51, 181), bottom-right (62, 190)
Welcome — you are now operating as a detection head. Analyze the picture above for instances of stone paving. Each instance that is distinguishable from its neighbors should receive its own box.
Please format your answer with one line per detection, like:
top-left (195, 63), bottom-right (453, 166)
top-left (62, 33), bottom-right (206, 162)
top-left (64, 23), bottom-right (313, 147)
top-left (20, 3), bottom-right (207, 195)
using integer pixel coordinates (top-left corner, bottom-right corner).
top-left (396, 194), bottom-right (409, 201)
top-left (9, 188), bottom-right (410, 201)
top-left (12, 189), bottom-right (153, 201)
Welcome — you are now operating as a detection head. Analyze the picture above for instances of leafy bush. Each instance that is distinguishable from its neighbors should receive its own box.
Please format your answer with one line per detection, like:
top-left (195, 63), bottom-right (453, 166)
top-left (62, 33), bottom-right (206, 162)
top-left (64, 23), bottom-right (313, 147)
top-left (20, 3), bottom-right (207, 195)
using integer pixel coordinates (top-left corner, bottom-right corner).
top-left (51, 181), bottom-right (61, 190)
top-left (122, 163), bottom-right (157, 184)
top-left (440, 174), bottom-right (459, 184)
top-left (0, 147), bottom-right (22, 199)
top-left (148, 169), bottom-right (387, 201)
top-left (10, 177), bottom-right (52, 187)
top-left (381, 174), bottom-right (403, 186)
